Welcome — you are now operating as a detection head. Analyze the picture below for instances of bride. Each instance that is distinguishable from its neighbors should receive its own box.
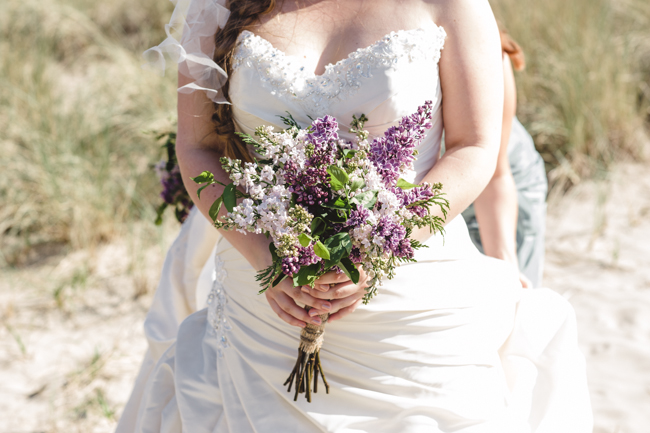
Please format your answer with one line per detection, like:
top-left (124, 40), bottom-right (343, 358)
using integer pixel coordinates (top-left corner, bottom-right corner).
top-left (118, 0), bottom-right (592, 431)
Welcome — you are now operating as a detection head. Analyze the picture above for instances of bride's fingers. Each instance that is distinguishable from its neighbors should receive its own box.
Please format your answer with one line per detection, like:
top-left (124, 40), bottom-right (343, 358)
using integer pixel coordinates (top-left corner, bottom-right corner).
top-left (265, 293), bottom-right (306, 328)
top-left (309, 291), bottom-right (364, 317)
top-left (312, 271), bottom-right (350, 291)
top-left (285, 284), bottom-right (332, 312)
top-left (273, 291), bottom-right (323, 326)
top-left (302, 279), bottom-right (367, 300)
top-left (327, 290), bottom-right (365, 314)
top-left (328, 299), bottom-right (364, 323)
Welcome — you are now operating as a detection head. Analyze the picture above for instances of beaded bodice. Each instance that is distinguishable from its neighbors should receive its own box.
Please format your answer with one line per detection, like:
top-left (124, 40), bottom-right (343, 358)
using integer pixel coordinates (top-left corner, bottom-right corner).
top-left (228, 23), bottom-right (446, 183)
top-left (232, 27), bottom-right (446, 117)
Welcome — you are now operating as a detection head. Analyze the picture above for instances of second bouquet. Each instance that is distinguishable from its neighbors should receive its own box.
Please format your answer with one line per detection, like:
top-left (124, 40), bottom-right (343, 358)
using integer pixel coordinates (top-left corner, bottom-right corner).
top-left (192, 101), bottom-right (449, 402)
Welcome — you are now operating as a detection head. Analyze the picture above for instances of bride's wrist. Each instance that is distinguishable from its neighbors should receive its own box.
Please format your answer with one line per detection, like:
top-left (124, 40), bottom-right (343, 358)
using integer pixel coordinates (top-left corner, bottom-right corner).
top-left (249, 237), bottom-right (273, 272)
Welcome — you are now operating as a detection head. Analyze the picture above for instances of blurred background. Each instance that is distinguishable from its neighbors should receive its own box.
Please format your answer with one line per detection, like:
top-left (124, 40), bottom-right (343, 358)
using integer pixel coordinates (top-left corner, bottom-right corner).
top-left (0, 0), bottom-right (649, 431)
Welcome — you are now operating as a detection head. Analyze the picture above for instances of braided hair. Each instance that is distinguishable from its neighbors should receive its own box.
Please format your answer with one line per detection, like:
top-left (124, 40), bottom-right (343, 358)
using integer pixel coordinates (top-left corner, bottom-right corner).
top-left (211, 0), bottom-right (282, 162)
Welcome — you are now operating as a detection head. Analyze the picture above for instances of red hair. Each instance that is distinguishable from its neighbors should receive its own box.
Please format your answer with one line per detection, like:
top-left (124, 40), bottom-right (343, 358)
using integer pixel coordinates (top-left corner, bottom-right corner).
top-left (499, 27), bottom-right (526, 71)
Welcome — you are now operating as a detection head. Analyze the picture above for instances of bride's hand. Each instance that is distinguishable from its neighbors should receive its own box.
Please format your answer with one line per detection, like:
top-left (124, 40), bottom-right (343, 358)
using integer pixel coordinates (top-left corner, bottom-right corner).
top-left (301, 269), bottom-right (370, 323)
top-left (265, 269), bottom-right (369, 327)
top-left (265, 278), bottom-right (335, 328)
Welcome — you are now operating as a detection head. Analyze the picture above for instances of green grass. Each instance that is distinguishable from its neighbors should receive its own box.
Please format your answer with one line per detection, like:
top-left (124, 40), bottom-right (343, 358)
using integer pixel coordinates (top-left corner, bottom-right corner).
top-left (493, 0), bottom-right (650, 190)
top-left (0, 0), bottom-right (177, 265)
top-left (0, 0), bottom-right (648, 261)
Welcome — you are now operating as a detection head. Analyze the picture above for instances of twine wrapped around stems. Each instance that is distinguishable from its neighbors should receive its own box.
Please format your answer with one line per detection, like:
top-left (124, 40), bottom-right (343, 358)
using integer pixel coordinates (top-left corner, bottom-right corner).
top-left (284, 306), bottom-right (330, 402)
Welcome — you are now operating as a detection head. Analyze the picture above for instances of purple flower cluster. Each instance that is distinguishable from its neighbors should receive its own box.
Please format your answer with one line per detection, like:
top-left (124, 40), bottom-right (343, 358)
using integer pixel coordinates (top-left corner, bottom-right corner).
top-left (370, 216), bottom-right (414, 259)
top-left (394, 238), bottom-right (414, 259)
top-left (349, 247), bottom-right (362, 264)
top-left (281, 256), bottom-right (301, 276)
top-left (391, 185), bottom-right (435, 218)
top-left (281, 246), bottom-right (322, 276)
top-left (368, 101), bottom-right (434, 187)
top-left (284, 162), bottom-right (331, 206)
top-left (307, 115), bottom-right (339, 147)
top-left (346, 207), bottom-right (370, 227)
top-left (307, 116), bottom-right (339, 167)
top-left (284, 116), bottom-right (342, 206)
top-left (159, 164), bottom-right (193, 223)
top-left (298, 246), bottom-right (321, 266)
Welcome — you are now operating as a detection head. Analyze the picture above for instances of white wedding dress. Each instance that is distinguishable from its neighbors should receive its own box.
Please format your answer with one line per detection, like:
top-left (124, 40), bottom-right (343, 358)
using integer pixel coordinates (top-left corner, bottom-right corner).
top-left (117, 1), bottom-right (592, 432)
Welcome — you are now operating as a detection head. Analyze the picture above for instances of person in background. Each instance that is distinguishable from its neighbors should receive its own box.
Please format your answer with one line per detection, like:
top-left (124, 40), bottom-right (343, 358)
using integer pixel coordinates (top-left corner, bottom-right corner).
top-left (462, 27), bottom-right (548, 288)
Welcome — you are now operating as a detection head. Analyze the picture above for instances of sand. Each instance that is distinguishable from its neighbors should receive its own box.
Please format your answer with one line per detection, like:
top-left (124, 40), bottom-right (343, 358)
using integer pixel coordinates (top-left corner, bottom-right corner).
top-left (1, 162), bottom-right (649, 432)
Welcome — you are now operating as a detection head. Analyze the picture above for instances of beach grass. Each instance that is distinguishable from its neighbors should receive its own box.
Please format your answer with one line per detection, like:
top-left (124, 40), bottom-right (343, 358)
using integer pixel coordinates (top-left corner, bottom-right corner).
top-left (493, 0), bottom-right (650, 190)
top-left (0, 0), bottom-right (176, 265)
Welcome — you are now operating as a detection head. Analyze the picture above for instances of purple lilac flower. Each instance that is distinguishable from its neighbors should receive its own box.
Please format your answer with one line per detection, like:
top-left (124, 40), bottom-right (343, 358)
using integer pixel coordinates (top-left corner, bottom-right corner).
top-left (372, 216), bottom-right (407, 256)
top-left (298, 246), bottom-right (321, 266)
top-left (306, 116), bottom-right (339, 167)
top-left (395, 238), bottom-right (414, 259)
top-left (281, 246), bottom-right (322, 277)
top-left (308, 115), bottom-right (339, 147)
top-left (346, 207), bottom-right (370, 227)
top-left (284, 161), bottom-right (331, 206)
top-left (349, 247), bottom-right (362, 264)
top-left (368, 101), bottom-right (434, 187)
top-left (391, 185), bottom-right (435, 217)
top-left (159, 164), bottom-right (194, 222)
top-left (281, 256), bottom-right (301, 276)
top-left (160, 165), bottom-right (183, 203)
top-left (283, 116), bottom-right (344, 206)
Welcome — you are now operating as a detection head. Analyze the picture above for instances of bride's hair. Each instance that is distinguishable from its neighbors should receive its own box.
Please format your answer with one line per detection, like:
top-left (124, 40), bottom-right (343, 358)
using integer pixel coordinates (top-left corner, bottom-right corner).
top-left (498, 26), bottom-right (525, 72)
top-left (211, 0), bottom-right (281, 162)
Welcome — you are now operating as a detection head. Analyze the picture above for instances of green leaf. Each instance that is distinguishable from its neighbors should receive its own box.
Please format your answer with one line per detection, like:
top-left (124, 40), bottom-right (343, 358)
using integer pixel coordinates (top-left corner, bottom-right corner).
top-left (299, 233), bottom-right (313, 247)
top-left (327, 165), bottom-right (349, 191)
top-left (351, 190), bottom-right (378, 210)
top-left (338, 257), bottom-right (360, 284)
top-left (277, 112), bottom-right (302, 129)
top-left (310, 217), bottom-right (326, 237)
top-left (322, 196), bottom-right (350, 210)
top-left (323, 232), bottom-right (352, 266)
top-left (234, 131), bottom-right (260, 147)
top-left (208, 196), bottom-right (223, 222)
top-left (154, 202), bottom-right (167, 226)
top-left (329, 212), bottom-right (348, 224)
top-left (396, 178), bottom-right (418, 190)
top-left (313, 240), bottom-right (330, 260)
top-left (293, 263), bottom-right (321, 287)
top-left (235, 189), bottom-right (250, 199)
top-left (191, 171), bottom-right (214, 184)
top-left (342, 149), bottom-right (358, 159)
top-left (349, 178), bottom-right (365, 192)
top-left (269, 242), bottom-right (279, 262)
top-left (272, 272), bottom-right (288, 287)
top-left (196, 184), bottom-right (209, 200)
top-left (222, 183), bottom-right (237, 212)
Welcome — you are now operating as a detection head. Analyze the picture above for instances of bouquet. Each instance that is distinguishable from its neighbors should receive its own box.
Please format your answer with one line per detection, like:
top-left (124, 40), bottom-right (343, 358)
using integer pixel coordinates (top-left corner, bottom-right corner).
top-left (192, 101), bottom-right (449, 402)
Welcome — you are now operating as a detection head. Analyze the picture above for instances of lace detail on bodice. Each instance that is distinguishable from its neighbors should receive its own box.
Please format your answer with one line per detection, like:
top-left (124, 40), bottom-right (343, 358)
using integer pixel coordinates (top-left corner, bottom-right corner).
top-left (207, 255), bottom-right (231, 356)
top-left (232, 26), bottom-right (446, 117)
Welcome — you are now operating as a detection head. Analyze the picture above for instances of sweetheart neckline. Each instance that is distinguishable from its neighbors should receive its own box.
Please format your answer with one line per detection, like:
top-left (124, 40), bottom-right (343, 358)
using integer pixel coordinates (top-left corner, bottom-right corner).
top-left (237, 25), bottom-right (445, 79)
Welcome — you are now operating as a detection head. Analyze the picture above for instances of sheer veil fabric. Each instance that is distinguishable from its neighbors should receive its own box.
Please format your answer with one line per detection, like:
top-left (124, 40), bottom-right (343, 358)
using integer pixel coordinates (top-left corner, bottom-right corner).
top-left (143, 0), bottom-right (230, 103)
top-left (116, 1), bottom-right (593, 431)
